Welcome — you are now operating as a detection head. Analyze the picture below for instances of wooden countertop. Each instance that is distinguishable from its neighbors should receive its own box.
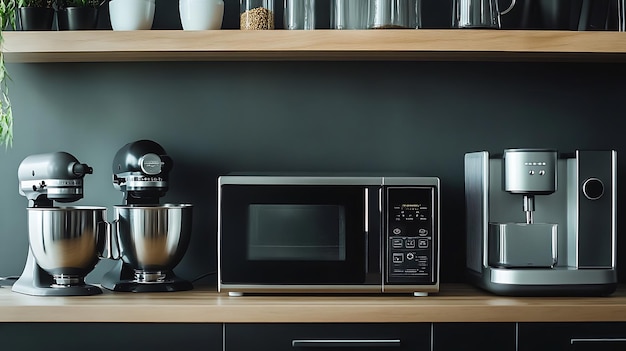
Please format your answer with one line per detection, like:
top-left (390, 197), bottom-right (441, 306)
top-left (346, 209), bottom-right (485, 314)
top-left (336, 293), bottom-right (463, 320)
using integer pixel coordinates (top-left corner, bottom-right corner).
top-left (1, 284), bottom-right (625, 323)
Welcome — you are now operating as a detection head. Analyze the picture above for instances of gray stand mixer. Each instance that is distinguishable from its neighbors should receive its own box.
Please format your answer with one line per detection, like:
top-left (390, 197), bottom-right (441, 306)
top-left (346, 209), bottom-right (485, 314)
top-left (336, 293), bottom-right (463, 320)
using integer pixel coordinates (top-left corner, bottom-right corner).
top-left (13, 152), bottom-right (106, 296)
top-left (101, 140), bottom-right (194, 292)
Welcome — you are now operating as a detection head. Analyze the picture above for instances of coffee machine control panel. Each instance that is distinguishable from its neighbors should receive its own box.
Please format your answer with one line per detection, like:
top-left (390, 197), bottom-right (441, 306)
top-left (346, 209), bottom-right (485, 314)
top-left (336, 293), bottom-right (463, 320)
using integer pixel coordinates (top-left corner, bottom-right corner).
top-left (385, 187), bottom-right (437, 285)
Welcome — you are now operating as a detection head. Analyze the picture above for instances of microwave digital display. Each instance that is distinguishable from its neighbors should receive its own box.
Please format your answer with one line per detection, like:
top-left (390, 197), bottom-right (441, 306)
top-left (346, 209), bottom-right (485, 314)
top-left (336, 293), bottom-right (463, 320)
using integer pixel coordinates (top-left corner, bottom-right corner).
top-left (247, 204), bottom-right (347, 261)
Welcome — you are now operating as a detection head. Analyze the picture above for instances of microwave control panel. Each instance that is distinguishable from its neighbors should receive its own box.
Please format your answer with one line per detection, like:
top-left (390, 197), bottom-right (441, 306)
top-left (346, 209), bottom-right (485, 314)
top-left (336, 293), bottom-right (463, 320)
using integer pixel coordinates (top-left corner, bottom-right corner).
top-left (385, 186), bottom-right (437, 285)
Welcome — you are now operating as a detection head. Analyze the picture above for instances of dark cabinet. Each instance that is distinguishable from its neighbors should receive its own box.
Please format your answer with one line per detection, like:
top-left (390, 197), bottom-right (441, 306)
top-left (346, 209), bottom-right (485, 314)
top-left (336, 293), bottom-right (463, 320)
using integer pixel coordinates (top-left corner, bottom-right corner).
top-left (224, 323), bottom-right (430, 351)
top-left (519, 322), bottom-right (626, 351)
top-left (433, 323), bottom-right (516, 351)
top-left (0, 323), bottom-right (222, 351)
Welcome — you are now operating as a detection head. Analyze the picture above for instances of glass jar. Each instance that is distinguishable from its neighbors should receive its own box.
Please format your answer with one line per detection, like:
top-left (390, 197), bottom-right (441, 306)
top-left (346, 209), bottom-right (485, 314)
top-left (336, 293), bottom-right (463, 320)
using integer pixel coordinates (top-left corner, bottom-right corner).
top-left (331, 0), bottom-right (368, 29)
top-left (368, 0), bottom-right (421, 29)
top-left (284, 0), bottom-right (315, 30)
top-left (617, 0), bottom-right (626, 32)
top-left (240, 0), bottom-right (274, 30)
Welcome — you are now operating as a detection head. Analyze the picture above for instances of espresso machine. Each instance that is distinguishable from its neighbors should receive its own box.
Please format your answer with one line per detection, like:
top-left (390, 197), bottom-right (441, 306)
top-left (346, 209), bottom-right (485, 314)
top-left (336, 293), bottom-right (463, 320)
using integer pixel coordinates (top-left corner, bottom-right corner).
top-left (465, 148), bottom-right (617, 296)
top-left (13, 152), bottom-right (107, 296)
top-left (101, 140), bottom-right (193, 292)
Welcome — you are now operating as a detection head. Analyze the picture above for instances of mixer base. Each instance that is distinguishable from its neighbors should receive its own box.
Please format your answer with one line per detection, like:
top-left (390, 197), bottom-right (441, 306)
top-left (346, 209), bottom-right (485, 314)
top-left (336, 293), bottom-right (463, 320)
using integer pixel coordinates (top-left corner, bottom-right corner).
top-left (12, 251), bottom-right (102, 296)
top-left (12, 279), bottom-right (103, 296)
top-left (101, 261), bottom-right (193, 292)
top-left (102, 279), bottom-right (194, 292)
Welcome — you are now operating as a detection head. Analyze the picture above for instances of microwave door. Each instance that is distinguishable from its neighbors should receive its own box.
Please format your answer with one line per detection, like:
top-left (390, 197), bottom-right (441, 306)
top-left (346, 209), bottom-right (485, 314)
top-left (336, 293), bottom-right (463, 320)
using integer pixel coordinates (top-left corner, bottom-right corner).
top-left (219, 184), bottom-right (368, 286)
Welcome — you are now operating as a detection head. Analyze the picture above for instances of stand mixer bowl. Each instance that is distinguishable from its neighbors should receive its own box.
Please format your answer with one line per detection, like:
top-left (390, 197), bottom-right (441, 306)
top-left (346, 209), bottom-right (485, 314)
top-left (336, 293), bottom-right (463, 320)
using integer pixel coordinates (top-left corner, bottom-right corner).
top-left (27, 206), bottom-right (107, 285)
top-left (113, 204), bottom-right (193, 282)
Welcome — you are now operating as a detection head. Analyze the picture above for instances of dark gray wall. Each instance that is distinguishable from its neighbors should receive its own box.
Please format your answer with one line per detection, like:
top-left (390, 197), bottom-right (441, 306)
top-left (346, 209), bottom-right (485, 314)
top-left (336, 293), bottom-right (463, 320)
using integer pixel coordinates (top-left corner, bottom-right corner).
top-left (0, 0), bottom-right (625, 285)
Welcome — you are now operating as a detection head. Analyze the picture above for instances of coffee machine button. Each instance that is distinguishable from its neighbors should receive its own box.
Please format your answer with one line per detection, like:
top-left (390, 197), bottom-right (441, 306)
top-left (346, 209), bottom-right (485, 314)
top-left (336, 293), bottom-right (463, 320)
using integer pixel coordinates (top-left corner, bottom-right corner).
top-left (582, 178), bottom-right (604, 200)
top-left (529, 170), bottom-right (535, 175)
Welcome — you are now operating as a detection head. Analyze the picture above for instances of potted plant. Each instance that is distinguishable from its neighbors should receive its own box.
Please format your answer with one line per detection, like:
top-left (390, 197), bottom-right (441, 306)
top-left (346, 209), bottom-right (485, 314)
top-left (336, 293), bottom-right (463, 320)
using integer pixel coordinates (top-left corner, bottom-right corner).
top-left (56, 0), bottom-right (103, 30)
top-left (17, 0), bottom-right (54, 30)
top-left (0, 0), bottom-right (16, 148)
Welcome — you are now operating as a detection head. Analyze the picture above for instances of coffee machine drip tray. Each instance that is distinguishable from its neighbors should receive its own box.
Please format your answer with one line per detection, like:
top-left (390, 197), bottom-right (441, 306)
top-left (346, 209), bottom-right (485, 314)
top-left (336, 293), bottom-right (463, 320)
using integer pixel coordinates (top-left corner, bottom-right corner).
top-left (488, 267), bottom-right (617, 287)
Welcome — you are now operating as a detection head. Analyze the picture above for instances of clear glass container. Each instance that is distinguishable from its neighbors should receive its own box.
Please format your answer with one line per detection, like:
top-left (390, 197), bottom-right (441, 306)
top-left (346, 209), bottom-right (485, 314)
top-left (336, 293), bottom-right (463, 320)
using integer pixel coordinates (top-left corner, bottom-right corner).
top-left (368, 0), bottom-right (421, 29)
top-left (331, 0), bottom-right (368, 29)
top-left (240, 0), bottom-right (274, 30)
top-left (617, 0), bottom-right (626, 32)
top-left (284, 0), bottom-right (315, 30)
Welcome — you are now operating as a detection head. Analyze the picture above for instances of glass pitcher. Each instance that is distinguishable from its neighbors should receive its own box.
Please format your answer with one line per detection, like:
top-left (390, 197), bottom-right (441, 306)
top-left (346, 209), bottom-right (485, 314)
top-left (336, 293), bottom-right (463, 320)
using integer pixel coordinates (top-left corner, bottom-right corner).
top-left (453, 0), bottom-right (516, 29)
top-left (331, 0), bottom-right (368, 29)
top-left (368, 0), bottom-right (421, 29)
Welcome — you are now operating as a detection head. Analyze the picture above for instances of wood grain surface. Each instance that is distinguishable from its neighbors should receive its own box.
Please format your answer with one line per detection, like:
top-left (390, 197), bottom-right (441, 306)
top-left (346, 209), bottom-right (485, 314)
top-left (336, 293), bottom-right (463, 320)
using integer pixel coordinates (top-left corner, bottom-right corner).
top-left (0, 284), bottom-right (625, 323)
top-left (2, 30), bottom-right (626, 63)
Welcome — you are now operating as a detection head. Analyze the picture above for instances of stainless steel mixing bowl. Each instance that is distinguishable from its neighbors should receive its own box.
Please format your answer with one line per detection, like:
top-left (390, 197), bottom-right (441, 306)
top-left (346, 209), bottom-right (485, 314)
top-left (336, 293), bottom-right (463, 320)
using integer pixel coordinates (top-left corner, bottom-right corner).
top-left (113, 204), bottom-right (193, 273)
top-left (27, 206), bottom-right (107, 278)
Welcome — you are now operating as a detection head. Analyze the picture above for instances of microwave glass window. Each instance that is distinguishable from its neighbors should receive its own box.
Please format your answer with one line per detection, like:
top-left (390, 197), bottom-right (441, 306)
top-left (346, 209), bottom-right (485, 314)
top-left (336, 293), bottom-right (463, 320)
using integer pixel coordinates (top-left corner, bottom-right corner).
top-left (248, 204), bottom-right (347, 261)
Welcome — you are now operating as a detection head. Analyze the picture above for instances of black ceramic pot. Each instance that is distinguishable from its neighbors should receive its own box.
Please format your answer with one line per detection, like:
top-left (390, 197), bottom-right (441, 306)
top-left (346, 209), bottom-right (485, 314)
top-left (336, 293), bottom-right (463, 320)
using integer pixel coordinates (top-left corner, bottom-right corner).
top-left (18, 7), bottom-right (55, 31)
top-left (57, 7), bottom-right (99, 30)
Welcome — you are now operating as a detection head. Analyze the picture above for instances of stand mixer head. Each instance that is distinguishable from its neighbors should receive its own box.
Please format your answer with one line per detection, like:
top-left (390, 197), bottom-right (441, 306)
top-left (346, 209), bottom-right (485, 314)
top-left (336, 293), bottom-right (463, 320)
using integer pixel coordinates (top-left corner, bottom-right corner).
top-left (102, 140), bottom-right (193, 292)
top-left (13, 152), bottom-right (106, 296)
top-left (112, 139), bottom-right (172, 205)
top-left (18, 152), bottom-right (93, 207)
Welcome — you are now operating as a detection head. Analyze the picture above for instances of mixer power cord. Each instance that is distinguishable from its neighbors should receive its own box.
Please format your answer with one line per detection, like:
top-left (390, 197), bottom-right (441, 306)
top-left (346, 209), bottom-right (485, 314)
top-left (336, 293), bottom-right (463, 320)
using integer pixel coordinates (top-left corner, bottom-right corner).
top-left (0, 276), bottom-right (19, 281)
top-left (192, 271), bottom-right (216, 283)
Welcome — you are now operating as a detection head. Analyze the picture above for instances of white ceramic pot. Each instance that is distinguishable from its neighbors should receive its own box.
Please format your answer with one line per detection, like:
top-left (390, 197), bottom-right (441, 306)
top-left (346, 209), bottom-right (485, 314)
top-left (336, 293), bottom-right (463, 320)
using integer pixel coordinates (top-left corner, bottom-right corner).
top-left (109, 0), bottom-right (155, 31)
top-left (179, 0), bottom-right (224, 30)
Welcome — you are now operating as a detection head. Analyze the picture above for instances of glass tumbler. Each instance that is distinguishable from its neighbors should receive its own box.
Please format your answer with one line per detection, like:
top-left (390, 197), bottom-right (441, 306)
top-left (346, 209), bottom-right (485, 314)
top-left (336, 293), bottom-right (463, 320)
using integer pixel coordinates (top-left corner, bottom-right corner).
top-left (617, 0), bottom-right (626, 32)
top-left (331, 0), bottom-right (368, 29)
top-left (285, 0), bottom-right (315, 30)
top-left (240, 0), bottom-right (274, 30)
top-left (368, 0), bottom-right (421, 29)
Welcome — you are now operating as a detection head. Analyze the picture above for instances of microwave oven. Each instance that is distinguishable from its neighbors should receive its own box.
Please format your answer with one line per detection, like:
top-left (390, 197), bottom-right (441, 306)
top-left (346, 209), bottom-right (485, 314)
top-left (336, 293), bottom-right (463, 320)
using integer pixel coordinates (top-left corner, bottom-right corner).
top-left (218, 175), bottom-right (440, 296)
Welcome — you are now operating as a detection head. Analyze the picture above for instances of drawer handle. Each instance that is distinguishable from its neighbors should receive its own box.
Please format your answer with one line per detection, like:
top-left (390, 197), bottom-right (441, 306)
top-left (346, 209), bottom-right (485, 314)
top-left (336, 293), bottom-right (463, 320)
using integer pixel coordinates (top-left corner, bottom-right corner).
top-left (292, 339), bottom-right (401, 348)
top-left (571, 338), bottom-right (626, 344)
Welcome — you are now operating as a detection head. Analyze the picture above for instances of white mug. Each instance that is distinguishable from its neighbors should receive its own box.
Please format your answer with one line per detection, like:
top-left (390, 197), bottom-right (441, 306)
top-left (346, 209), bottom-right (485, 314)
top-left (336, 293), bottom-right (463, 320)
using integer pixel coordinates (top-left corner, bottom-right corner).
top-left (109, 0), bottom-right (156, 31)
top-left (179, 0), bottom-right (224, 30)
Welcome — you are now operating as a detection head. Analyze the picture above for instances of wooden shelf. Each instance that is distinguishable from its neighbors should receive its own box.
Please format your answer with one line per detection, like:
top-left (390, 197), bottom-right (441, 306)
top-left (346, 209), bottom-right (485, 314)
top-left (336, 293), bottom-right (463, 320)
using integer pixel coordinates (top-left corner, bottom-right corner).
top-left (1, 284), bottom-right (626, 323)
top-left (2, 29), bottom-right (626, 63)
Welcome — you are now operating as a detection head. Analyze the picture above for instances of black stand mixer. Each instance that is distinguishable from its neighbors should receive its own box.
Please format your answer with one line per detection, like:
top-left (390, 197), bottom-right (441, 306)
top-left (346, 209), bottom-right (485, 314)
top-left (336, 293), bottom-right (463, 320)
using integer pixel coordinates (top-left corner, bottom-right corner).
top-left (101, 140), bottom-right (194, 292)
top-left (13, 152), bottom-right (106, 296)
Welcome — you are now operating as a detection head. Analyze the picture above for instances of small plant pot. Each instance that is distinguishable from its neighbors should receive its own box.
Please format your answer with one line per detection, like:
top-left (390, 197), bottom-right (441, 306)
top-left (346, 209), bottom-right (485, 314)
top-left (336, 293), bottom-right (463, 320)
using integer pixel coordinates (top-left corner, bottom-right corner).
top-left (179, 0), bottom-right (224, 30)
top-left (109, 0), bottom-right (155, 30)
top-left (57, 7), bottom-right (99, 30)
top-left (18, 7), bottom-right (55, 31)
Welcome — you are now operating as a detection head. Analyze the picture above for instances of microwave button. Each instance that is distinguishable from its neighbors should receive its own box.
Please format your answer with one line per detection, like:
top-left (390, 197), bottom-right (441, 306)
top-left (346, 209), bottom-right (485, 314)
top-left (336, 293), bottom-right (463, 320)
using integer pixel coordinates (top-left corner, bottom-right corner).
top-left (392, 238), bottom-right (403, 248)
top-left (392, 252), bottom-right (404, 263)
top-left (392, 228), bottom-right (402, 235)
top-left (405, 238), bottom-right (416, 248)
top-left (418, 228), bottom-right (428, 236)
top-left (418, 239), bottom-right (429, 249)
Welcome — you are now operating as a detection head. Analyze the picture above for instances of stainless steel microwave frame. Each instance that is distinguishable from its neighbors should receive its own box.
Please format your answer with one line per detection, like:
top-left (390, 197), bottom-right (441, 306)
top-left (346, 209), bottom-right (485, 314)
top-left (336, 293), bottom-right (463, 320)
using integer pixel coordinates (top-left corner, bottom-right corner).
top-left (218, 175), bottom-right (440, 296)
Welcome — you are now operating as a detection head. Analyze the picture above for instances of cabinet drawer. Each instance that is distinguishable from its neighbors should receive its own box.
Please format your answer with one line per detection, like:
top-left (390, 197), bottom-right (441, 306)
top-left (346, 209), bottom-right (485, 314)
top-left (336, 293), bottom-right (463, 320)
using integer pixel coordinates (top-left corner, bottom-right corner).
top-left (433, 323), bottom-right (516, 351)
top-left (225, 323), bottom-right (430, 351)
top-left (0, 323), bottom-right (222, 351)
top-left (519, 323), bottom-right (626, 351)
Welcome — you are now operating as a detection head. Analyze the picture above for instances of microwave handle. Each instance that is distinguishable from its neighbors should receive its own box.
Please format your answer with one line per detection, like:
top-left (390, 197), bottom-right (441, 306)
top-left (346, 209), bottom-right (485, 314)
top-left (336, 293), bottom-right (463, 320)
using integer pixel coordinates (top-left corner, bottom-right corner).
top-left (292, 339), bottom-right (401, 348)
